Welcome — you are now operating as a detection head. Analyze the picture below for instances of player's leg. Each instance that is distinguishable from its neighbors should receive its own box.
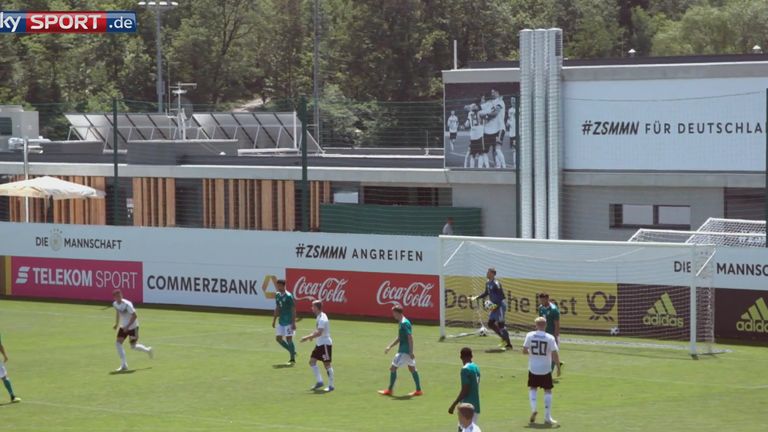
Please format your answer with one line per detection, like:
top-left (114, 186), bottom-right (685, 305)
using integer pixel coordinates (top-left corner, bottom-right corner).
top-left (527, 372), bottom-right (539, 423)
top-left (0, 364), bottom-right (19, 402)
top-left (309, 354), bottom-right (324, 389)
top-left (495, 144), bottom-right (506, 169)
top-left (115, 331), bottom-right (128, 371)
top-left (274, 326), bottom-right (292, 357)
top-left (529, 386), bottom-right (538, 423)
top-left (497, 320), bottom-right (513, 349)
top-left (544, 389), bottom-right (556, 424)
top-left (128, 329), bottom-right (153, 358)
top-left (323, 358), bottom-right (334, 391)
top-left (464, 149), bottom-right (471, 168)
top-left (285, 335), bottom-right (296, 363)
top-left (406, 362), bottom-right (422, 395)
top-left (496, 305), bottom-right (513, 348)
top-left (379, 360), bottom-right (399, 395)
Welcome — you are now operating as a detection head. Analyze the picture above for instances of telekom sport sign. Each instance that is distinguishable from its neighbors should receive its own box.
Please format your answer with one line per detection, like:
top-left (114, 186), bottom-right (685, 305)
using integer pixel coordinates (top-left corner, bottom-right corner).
top-left (287, 269), bottom-right (439, 320)
top-left (10, 256), bottom-right (143, 302)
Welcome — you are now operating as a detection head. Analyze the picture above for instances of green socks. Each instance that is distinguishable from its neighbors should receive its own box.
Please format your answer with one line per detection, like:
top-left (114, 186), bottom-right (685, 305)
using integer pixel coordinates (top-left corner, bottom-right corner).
top-left (2, 378), bottom-right (14, 398)
top-left (389, 371), bottom-right (397, 390)
top-left (287, 340), bottom-right (296, 357)
top-left (411, 370), bottom-right (422, 391)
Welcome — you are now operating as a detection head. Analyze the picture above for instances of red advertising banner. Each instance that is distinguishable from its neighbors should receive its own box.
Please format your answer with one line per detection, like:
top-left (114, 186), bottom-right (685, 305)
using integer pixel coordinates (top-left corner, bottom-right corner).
top-left (286, 268), bottom-right (439, 320)
top-left (11, 256), bottom-right (143, 302)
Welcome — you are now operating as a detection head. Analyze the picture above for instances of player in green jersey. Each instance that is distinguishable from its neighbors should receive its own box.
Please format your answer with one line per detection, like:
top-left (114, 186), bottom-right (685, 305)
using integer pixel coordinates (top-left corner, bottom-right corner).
top-left (538, 293), bottom-right (563, 376)
top-left (378, 305), bottom-right (422, 397)
top-left (449, 347), bottom-right (481, 428)
top-left (0, 334), bottom-right (21, 403)
top-left (272, 279), bottom-right (297, 364)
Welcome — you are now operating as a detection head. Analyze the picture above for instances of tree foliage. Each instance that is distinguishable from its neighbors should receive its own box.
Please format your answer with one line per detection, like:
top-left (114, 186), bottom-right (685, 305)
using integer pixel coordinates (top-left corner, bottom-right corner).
top-left (0, 0), bottom-right (766, 141)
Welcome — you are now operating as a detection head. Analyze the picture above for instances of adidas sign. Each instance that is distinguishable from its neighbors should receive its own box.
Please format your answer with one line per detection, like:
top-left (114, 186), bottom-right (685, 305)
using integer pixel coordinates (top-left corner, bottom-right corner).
top-left (736, 298), bottom-right (768, 333)
top-left (643, 292), bottom-right (684, 328)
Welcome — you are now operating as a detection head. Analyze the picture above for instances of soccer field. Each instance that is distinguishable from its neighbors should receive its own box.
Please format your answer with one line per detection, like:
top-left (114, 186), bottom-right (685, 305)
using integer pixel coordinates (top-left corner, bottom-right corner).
top-left (0, 300), bottom-right (766, 431)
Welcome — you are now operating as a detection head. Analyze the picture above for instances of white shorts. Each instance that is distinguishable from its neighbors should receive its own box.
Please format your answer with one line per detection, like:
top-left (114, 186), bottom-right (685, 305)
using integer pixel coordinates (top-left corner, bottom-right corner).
top-left (275, 324), bottom-right (295, 337)
top-left (391, 353), bottom-right (416, 368)
top-left (0, 362), bottom-right (7, 378)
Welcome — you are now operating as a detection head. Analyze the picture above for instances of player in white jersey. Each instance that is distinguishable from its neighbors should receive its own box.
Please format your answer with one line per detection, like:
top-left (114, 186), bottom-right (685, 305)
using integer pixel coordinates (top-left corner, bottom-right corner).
top-left (300, 300), bottom-right (335, 392)
top-left (479, 89), bottom-right (507, 168)
top-left (506, 103), bottom-right (517, 168)
top-left (112, 289), bottom-right (153, 372)
top-left (447, 110), bottom-right (459, 151)
top-left (523, 316), bottom-right (560, 426)
top-left (464, 101), bottom-right (488, 168)
top-left (457, 402), bottom-right (481, 432)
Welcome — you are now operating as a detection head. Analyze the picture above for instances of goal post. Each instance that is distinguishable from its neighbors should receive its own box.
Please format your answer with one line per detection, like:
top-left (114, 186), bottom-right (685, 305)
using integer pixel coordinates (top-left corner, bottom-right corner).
top-left (438, 235), bottom-right (719, 357)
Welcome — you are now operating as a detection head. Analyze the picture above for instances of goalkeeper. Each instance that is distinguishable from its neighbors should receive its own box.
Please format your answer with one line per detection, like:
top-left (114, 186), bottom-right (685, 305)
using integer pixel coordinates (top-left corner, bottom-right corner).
top-left (470, 268), bottom-right (513, 350)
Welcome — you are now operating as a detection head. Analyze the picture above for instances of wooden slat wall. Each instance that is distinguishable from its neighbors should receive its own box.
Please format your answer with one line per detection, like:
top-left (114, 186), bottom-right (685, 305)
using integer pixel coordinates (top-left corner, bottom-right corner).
top-left (200, 179), bottom-right (329, 231)
top-left (8, 176), bottom-right (106, 225)
top-left (131, 178), bottom-right (176, 227)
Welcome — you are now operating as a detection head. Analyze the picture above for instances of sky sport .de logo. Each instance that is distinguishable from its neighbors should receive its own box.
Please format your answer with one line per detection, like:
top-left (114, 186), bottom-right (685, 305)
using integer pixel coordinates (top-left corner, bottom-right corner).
top-left (0, 11), bottom-right (137, 34)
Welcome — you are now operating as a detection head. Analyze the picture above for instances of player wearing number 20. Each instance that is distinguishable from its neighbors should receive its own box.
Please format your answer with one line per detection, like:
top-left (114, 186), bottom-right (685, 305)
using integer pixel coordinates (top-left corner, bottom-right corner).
top-left (523, 317), bottom-right (560, 426)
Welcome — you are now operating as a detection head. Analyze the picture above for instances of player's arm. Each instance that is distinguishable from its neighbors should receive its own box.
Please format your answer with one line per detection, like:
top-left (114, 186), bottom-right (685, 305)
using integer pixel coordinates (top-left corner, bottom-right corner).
top-left (0, 342), bottom-right (8, 362)
top-left (291, 302), bottom-right (297, 331)
top-left (384, 336), bottom-right (399, 354)
top-left (522, 335), bottom-right (531, 355)
top-left (448, 383), bottom-right (470, 414)
top-left (407, 333), bottom-right (415, 359)
top-left (554, 318), bottom-right (560, 343)
top-left (301, 326), bottom-right (322, 343)
top-left (470, 287), bottom-right (489, 302)
top-left (552, 350), bottom-right (561, 374)
top-left (272, 305), bottom-right (279, 328)
top-left (113, 309), bottom-right (119, 330)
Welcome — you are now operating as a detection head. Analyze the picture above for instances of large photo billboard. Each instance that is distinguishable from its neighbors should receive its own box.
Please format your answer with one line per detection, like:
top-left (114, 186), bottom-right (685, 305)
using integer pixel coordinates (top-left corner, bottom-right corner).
top-left (444, 82), bottom-right (519, 170)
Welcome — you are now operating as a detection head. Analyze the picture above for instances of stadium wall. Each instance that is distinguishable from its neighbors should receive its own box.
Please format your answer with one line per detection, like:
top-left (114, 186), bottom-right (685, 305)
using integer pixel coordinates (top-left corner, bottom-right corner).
top-left (0, 222), bottom-right (439, 320)
top-left (1, 222), bottom-right (767, 342)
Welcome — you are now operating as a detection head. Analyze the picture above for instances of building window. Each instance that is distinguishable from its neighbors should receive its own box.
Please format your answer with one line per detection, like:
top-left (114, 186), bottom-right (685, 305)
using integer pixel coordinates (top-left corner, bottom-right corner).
top-left (0, 118), bottom-right (12, 136)
top-left (610, 204), bottom-right (691, 230)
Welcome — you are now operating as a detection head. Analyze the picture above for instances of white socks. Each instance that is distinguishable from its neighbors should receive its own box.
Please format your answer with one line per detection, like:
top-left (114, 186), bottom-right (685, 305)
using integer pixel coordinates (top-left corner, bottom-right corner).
top-left (326, 367), bottom-right (334, 387)
top-left (311, 364), bottom-right (323, 383)
top-left (529, 388), bottom-right (537, 412)
top-left (495, 148), bottom-right (506, 168)
top-left (131, 343), bottom-right (151, 353)
top-left (115, 342), bottom-right (127, 367)
top-left (544, 392), bottom-right (553, 419)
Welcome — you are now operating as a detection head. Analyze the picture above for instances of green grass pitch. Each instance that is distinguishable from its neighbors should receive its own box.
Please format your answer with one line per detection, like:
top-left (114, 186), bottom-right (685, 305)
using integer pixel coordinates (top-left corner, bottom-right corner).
top-left (0, 299), bottom-right (766, 431)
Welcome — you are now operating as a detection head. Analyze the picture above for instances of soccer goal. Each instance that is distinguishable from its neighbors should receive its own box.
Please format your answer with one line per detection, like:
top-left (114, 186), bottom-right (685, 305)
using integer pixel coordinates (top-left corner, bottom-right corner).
top-left (438, 235), bottom-right (722, 358)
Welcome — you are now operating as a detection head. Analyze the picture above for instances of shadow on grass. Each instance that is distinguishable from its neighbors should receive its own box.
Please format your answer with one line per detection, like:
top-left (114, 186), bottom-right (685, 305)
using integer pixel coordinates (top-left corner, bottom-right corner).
top-left (391, 395), bottom-right (415, 401)
top-left (108, 367), bottom-right (152, 375)
top-left (484, 347), bottom-right (511, 354)
top-left (525, 423), bottom-right (561, 429)
top-left (272, 363), bottom-right (296, 369)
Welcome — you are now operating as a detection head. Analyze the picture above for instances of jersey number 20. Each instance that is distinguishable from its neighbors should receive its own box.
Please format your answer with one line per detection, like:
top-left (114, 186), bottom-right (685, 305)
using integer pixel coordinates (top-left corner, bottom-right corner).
top-left (530, 340), bottom-right (548, 356)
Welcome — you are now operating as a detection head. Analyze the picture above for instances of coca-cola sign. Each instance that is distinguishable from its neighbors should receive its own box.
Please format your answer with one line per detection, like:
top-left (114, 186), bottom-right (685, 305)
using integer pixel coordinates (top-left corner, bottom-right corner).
top-left (376, 280), bottom-right (434, 308)
top-left (293, 276), bottom-right (348, 304)
top-left (286, 268), bottom-right (439, 320)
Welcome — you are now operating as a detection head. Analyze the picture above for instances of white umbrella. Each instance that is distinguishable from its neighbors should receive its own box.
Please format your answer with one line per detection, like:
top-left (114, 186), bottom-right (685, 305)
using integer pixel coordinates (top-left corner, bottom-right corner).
top-left (0, 176), bottom-right (105, 200)
top-left (0, 176), bottom-right (106, 223)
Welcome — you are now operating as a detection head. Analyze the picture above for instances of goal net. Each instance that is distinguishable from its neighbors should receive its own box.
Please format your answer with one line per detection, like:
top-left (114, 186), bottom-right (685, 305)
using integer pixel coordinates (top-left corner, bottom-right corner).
top-left (439, 236), bottom-right (719, 357)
